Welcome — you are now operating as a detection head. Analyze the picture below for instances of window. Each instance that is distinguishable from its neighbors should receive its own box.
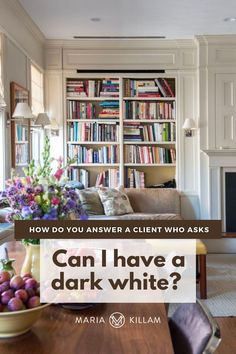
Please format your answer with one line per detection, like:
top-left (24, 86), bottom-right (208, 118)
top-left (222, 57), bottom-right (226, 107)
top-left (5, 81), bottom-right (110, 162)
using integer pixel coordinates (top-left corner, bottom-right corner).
top-left (0, 35), bottom-right (5, 190)
top-left (31, 64), bottom-right (44, 164)
top-left (31, 64), bottom-right (44, 115)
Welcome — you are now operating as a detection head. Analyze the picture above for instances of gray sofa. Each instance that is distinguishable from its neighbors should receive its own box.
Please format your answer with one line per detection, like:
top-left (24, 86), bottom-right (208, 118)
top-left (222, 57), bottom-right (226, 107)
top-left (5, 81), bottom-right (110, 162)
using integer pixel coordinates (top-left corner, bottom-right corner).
top-left (89, 188), bottom-right (182, 220)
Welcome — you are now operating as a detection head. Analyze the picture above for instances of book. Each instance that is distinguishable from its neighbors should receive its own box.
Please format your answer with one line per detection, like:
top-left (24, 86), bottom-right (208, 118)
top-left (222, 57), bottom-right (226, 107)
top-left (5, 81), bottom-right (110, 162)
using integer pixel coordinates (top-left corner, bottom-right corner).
top-left (125, 145), bottom-right (176, 164)
top-left (126, 168), bottom-right (145, 188)
top-left (95, 169), bottom-right (120, 188)
top-left (68, 145), bottom-right (119, 164)
top-left (67, 122), bottom-right (119, 142)
top-left (125, 101), bottom-right (176, 120)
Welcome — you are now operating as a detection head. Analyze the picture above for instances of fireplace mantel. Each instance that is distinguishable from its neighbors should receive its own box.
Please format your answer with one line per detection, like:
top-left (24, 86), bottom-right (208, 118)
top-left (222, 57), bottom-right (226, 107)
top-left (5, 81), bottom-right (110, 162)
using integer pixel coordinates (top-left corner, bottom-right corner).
top-left (203, 149), bottom-right (236, 157)
top-left (202, 149), bottom-right (236, 167)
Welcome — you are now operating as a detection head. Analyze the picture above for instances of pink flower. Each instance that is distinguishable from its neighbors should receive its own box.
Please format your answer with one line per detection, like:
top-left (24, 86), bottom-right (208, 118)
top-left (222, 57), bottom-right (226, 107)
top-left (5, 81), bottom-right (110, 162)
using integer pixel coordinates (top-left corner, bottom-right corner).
top-left (51, 197), bottom-right (60, 205)
top-left (54, 169), bottom-right (64, 181)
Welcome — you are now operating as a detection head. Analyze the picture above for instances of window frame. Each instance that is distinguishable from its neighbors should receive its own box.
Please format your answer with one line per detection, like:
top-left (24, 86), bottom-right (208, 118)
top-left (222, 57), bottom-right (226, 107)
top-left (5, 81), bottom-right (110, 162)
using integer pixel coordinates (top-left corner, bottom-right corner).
top-left (30, 62), bottom-right (45, 164)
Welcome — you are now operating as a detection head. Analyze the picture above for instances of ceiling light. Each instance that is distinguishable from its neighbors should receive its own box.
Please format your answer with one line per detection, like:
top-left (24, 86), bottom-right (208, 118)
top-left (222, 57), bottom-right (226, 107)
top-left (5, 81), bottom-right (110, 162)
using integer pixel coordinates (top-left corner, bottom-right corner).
top-left (73, 36), bottom-right (166, 39)
top-left (90, 18), bottom-right (101, 22)
top-left (224, 17), bottom-right (236, 22)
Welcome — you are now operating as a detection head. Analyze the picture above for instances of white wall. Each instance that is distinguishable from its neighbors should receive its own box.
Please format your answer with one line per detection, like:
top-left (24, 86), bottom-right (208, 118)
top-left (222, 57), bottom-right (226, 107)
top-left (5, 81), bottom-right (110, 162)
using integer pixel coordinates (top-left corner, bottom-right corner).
top-left (2, 36), bottom-right (29, 178)
top-left (0, 0), bottom-right (45, 179)
top-left (0, 0), bottom-right (44, 68)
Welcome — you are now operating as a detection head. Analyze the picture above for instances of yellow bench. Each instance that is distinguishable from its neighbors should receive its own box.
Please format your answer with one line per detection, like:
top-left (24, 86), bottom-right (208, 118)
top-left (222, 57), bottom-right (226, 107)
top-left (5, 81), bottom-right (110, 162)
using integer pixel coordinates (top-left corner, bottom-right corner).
top-left (196, 239), bottom-right (207, 299)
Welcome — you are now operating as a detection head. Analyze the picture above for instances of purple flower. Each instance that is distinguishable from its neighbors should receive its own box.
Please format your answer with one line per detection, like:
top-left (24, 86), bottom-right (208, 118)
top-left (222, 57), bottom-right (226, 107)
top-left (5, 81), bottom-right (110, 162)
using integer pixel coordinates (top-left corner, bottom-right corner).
top-left (26, 186), bottom-right (34, 194)
top-left (22, 206), bottom-right (33, 218)
top-left (16, 181), bottom-right (23, 189)
top-left (34, 185), bottom-right (44, 194)
top-left (66, 199), bottom-right (76, 210)
top-left (48, 186), bottom-right (55, 193)
top-left (7, 186), bottom-right (18, 196)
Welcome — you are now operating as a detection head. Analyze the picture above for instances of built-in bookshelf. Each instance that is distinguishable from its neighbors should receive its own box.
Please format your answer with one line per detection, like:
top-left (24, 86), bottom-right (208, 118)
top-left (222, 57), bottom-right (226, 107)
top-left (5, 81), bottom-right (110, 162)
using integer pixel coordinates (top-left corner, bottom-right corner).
top-left (10, 82), bottom-right (31, 171)
top-left (65, 75), bottom-right (177, 188)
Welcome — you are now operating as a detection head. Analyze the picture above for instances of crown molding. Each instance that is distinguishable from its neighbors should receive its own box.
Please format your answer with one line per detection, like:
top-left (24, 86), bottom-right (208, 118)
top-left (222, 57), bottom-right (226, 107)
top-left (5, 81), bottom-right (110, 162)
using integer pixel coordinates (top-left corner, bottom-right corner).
top-left (7, 0), bottom-right (45, 44)
top-left (195, 34), bottom-right (236, 46)
top-left (45, 38), bottom-right (196, 50)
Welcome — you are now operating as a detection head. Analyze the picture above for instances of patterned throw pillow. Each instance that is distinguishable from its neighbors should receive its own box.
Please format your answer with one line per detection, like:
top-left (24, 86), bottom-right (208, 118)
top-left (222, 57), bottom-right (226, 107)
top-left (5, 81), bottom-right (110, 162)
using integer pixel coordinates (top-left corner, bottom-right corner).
top-left (78, 188), bottom-right (104, 215)
top-left (97, 187), bottom-right (134, 216)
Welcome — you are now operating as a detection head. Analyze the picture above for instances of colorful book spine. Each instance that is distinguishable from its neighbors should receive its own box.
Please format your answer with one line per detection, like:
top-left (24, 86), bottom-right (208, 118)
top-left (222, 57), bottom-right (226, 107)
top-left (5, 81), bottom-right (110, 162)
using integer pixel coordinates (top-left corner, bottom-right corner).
top-left (68, 145), bottom-right (119, 164)
top-left (95, 169), bottom-right (120, 188)
top-left (124, 101), bottom-right (176, 120)
top-left (67, 122), bottom-right (119, 142)
top-left (125, 145), bottom-right (176, 164)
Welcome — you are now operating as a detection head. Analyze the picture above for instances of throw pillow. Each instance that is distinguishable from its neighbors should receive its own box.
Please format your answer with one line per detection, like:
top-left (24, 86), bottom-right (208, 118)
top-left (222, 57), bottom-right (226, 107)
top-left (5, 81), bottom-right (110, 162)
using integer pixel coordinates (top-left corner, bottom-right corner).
top-left (78, 188), bottom-right (104, 215)
top-left (98, 187), bottom-right (134, 216)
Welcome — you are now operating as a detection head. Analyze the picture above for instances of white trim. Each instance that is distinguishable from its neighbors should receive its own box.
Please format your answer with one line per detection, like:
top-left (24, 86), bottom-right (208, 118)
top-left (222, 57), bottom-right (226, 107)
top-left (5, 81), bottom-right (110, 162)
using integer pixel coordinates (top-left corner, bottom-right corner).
top-left (6, 0), bottom-right (45, 44)
top-left (45, 38), bottom-right (196, 49)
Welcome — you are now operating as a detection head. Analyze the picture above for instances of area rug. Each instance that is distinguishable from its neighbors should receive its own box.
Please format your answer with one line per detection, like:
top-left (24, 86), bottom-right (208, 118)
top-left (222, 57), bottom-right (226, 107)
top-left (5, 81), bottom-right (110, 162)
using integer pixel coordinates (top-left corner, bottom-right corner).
top-left (169, 254), bottom-right (236, 317)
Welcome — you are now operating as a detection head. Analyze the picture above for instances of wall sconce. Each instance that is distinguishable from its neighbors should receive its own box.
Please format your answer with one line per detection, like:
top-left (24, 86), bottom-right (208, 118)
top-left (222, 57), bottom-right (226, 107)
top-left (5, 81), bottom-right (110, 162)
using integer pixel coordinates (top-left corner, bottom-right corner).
top-left (49, 118), bottom-right (60, 136)
top-left (182, 118), bottom-right (196, 137)
top-left (34, 112), bottom-right (51, 128)
top-left (12, 102), bottom-right (34, 121)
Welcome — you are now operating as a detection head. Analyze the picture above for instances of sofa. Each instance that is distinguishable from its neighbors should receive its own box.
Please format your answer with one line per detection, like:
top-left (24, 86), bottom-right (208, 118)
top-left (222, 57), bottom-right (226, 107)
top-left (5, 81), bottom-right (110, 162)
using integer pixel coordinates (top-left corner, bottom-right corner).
top-left (89, 188), bottom-right (182, 220)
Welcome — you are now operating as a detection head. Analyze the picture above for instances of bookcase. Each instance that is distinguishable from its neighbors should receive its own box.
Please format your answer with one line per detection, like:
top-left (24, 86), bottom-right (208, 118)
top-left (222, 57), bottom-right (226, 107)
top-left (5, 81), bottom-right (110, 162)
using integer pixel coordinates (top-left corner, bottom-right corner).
top-left (10, 82), bottom-right (31, 172)
top-left (65, 74), bottom-right (177, 188)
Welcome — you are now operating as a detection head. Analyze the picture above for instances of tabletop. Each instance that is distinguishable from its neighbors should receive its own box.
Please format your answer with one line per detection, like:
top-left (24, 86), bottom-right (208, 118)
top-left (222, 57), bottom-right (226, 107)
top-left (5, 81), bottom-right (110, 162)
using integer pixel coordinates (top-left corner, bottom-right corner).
top-left (0, 242), bottom-right (174, 354)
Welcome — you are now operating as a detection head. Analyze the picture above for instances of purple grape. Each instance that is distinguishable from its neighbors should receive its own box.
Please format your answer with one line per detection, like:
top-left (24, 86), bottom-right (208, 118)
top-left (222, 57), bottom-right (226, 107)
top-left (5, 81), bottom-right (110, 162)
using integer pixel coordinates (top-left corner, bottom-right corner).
top-left (26, 288), bottom-right (35, 298)
top-left (10, 275), bottom-right (24, 290)
top-left (0, 271), bottom-right (10, 283)
top-left (7, 298), bottom-right (23, 312)
top-left (15, 289), bottom-right (28, 303)
top-left (1, 289), bottom-right (14, 305)
top-left (23, 277), bottom-right (31, 284)
top-left (27, 296), bottom-right (40, 309)
top-left (0, 281), bottom-right (10, 294)
top-left (25, 278), bottom-right (37, 290)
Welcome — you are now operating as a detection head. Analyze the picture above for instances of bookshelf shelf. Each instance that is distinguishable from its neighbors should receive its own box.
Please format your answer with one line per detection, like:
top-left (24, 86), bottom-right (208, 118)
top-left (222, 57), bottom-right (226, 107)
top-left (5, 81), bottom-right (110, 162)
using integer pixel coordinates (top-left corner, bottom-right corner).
top-left (67, 141), bottom-right (119, 145)
top-left (124, 141), bottom-right (175, 145)
top-left (71, 163), bottom-right (120, 167)
top-left (124, 163), bottom-right (176, 167)
top-left (123, 97), bottom-right (175, 101)
top-left (67, 119), bottom-right (120, 123)
top-left (66, 97), bottom-right (119, 101)
top-left (65, 75), bottom-right (177, 188)
top-left (123, 119), bottom-right (175, 123)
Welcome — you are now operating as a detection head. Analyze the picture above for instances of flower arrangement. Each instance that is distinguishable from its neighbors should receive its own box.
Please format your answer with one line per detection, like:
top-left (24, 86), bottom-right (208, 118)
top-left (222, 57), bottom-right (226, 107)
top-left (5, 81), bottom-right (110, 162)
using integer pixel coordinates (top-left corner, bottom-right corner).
top-left (0, 137), bottom-right (86, 228)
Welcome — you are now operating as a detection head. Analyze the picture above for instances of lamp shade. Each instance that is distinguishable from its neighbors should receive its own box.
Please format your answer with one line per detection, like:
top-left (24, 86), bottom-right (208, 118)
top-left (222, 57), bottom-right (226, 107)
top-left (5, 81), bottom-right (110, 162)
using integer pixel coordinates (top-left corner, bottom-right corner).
top-left (182, 118), bottom-right (196, 130)
top-left (34, 113), bottom-right (51, 127)
top-left (12, 102), bottom-right (34, 119)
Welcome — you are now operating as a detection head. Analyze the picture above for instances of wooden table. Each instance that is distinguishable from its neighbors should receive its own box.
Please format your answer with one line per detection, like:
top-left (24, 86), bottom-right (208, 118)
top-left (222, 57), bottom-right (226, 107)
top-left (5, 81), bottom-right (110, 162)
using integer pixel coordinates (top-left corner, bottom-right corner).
top-left (0, 242), bottom-right (174, 354)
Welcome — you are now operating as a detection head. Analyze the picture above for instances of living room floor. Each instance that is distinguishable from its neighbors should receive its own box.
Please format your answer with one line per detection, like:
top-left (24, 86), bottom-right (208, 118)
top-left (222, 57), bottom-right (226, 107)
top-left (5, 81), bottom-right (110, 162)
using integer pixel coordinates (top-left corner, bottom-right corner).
top-left (215, 317), bottom-right (236, 353)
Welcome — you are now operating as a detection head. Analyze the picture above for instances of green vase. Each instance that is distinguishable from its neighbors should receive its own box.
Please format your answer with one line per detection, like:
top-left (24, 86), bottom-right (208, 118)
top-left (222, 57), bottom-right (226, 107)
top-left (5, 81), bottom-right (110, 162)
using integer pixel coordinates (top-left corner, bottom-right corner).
top-left (0, 259), bottom-right (16, 278)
